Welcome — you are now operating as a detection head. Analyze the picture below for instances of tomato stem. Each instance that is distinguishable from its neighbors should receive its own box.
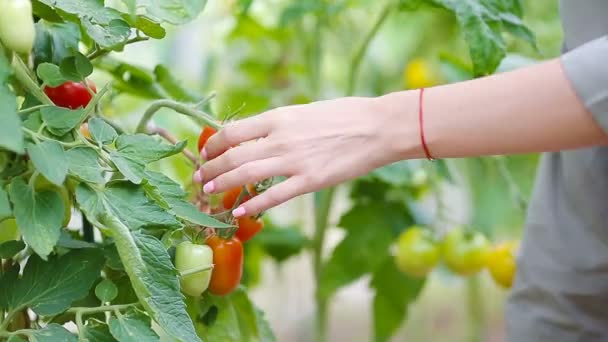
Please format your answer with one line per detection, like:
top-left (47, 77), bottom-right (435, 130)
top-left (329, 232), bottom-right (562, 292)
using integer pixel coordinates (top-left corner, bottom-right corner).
top-left (11, 55), bottom-right (54, 106)
top-left (136, 99), bottom-right (220, 134)
top-left (466, 276), bottom-right (485, 342)
top-left (67, 303), bottom-right (139, 315)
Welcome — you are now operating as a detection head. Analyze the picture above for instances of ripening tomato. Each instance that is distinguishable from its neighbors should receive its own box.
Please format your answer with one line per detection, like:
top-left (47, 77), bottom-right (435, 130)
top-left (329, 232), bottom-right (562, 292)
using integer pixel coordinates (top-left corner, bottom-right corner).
top-left (44, 80), bottom-right (97, 109)
top-left (222, 185), bottom-right (256, 210)
top-left (394, 226), bottom-right (440, 278)
top-left (0, 0), bottom-right (35, 55)
top-left (442, 227), bottom-right (490, 276)
top-left (197, 126), bottom-right (217, 153)
top-left (207, 235), bottom-right (243, 296)
top-left (486, 241), bottom-right (518, 288)
top-left (175, 241), bottom-right (213, 297)
top-left (80, 123), bottom-right (91, 139)
top-left (235, 216), bottom-right (263, 242)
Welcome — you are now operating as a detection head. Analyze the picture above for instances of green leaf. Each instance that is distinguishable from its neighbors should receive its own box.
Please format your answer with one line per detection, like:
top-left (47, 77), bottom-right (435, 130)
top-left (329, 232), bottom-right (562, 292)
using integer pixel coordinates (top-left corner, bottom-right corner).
top-left (435, 159), bottom-right (454, 183)
top-left (57, 230), bottom-right (96, 249)
top-left (66, 147), bottom-right (105, 184)
top-left (95, 279), bottom-right (118, 303)
top-left (37, 63), bottom-right (69, 87)
top-left (29, 323), bottom-right (78, 342)
top-left (370, 257), bottom-right (426, 342)
top-left (0, 240), bottom-right (25, 259)
top-left (110, 134), bottom-right (186, 184)
top-left (83, 320), bottom-right (117, 342)
top-left (40, 106), bottom-right (87, 136)
top-left (143, 171), bottom-right (232, 228)
top-left (60, 53), bottom-right (94, 81)
top-left (0, 53), bottom-right (24, 154)
top-left (88, 118), bottom-right (118, 145)
top-left (7, 335), bottom-right (27, 342)
top-left (0, 187), bottom-right (12, 221)
top-left (135, 0), bottom-right (207, 25)
top-left (252, 222), bottom-right (308, 263)
top-left (8, 178), bottom-right (64, 259)
top-left (109, 310), bottom-right (159, 342)
top-left (318, 202), bottom-right (413, 300)
top-left (33, 21), bottom-right (81, 66)
top-left (26, 141), bottom-right (68, 186)
top-left (0, 249), bottom-right (104, 316)
top-left (154, 65), bottom-right (201, 102)
top-left (122, 15), bottom-right (166, 39)
top-left (75, 182), bottom-right (181, 230)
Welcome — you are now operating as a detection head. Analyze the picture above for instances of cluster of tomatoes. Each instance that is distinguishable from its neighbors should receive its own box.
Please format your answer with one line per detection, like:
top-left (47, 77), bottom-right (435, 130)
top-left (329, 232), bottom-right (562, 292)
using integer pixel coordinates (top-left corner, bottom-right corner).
top-left (394, 226), bottom-right (518, 288)
top-left (174, 126), bottom-right (266, 298)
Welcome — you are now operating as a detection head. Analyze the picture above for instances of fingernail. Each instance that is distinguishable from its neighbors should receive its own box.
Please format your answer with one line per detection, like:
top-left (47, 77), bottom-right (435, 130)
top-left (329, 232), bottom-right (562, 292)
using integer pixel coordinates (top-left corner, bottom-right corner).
top-left (193, 169), bottom-right (203, 184)
top-left (232, 207), bottom-right (246, 217)
top-left (203, 181), bottom-right (215, 193)
top-left (201, 147), bottom-right (208, 160)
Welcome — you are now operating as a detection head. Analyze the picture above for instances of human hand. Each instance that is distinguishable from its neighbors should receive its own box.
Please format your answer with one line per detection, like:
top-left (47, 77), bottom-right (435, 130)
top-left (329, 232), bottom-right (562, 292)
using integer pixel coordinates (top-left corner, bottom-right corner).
top-left (193, 95), bottom-right (420, 217)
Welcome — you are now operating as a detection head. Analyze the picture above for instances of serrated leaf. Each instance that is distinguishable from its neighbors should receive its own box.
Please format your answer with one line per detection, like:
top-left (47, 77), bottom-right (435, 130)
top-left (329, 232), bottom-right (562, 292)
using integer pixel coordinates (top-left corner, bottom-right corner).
top-left (318, 202), bottom-right (413, 300)
top-left (60, 53), bottom-right (94, 81)
top-left (37, 63), bottom-right (68, 87)
top-left (33, 21), bottom-right (81, 66)
top-left (88, 118), bottom-right (118, 145)
top-left (57, 230), bottom-right (96, 249)
top-left (29, 323), bottom-right (78, 342)
top-left (136, 0), bottom-right (207, 25)
top-left (370, 257), bottom-right (426, 342)
top-left (26, 141), bottom-right (68, 186)
top-left (40, 106), bottom-right (87, 136)
top-left (0, 240), bottom-right (25, 259)
top-left (0, 53), bottom-right (24, 154)
top-left (8, 178), bottom-right (64, 258)
top-left (109, 310), bottom-right (159, 342)
top-left (95, 279), bottom-right (118, 303)
top-left (122, 15), bottom-right (166, 39)
top-left (143, 171), bottom-right (232, 228)
top-left (0, 187), bottom-right (12, 221)
top-left (66, 147), bottom-right (105, 183)
top-left (83, 320), bottom-right (117, 342)
top-left (110, 134), bottom-right (186, 184)
top-left (0, 249), bottom-right (104, 316)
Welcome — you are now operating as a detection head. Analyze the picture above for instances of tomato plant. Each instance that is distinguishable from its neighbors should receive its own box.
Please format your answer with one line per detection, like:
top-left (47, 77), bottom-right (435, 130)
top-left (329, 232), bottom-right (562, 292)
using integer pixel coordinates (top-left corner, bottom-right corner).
top-left (197, 126), bottom-right (217, 153)
top-left (236, 216), bottom-right (264, 242)
top-left (44, 80), bottom-right (97, 109)
top-left (207, 235), bottom-right (244, 296)
top-left (222, 185), bottom-right (255, 210)
top-left (175, 241), bottom-right (213, 297)
top-left (441, 227), bottom-right (490, 276)
top-left (394, 226), bottom-right (440, 278)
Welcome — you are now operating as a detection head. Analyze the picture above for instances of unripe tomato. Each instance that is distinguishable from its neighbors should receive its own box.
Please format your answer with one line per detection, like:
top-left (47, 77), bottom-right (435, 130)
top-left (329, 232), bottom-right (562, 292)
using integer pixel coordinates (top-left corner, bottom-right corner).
top-left (222, 185), bottom-right (256, 210)
top-left (207, 235), bottom-right (243, 296)
top-left (175, 241), bottom-right (213, 297)
top-left (442, 227), bottom-right (490, 276)
top-left (80, 123), bottom-right (91, 140)
top-left (403, 58), bottom-right (437, 89)
top-left (44, 80), bottom-right (97, 109)
top-left (0, 0), bottom-right (35, 55)
top-left (235, 216), bottom-right (263, 243)
top-left (486, 241), bottom-right (518, 288)
top-left (394, 226), bottom-right (440, 278)
top-left (34, 176), bottom-right (71, 227)
top-left (197, 126), bottom-right (217, 153)
top-left (0, 218), bottom-right (20, 243)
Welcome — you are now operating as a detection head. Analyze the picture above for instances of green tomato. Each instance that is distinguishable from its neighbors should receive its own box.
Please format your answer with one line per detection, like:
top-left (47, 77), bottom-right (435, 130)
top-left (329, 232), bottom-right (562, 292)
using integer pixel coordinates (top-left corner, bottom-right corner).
top-left (0, 218), bottom-right (20, 243)
top-left (0, 0), bottom-right (35, 54)
top-left (394, 226), bottom-right (440, 278)
top-left (442, 227), bottom-right (490, 276)
top-left (175, 241), bottom-right (213, 297)
top-left (34, 176), bottom-right (72, 227)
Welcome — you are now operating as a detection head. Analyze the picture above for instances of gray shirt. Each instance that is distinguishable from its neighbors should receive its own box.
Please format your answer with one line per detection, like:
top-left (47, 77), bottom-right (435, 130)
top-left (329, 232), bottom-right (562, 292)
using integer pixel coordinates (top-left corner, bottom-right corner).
top-left (506, 1), bottom-right (608, 341)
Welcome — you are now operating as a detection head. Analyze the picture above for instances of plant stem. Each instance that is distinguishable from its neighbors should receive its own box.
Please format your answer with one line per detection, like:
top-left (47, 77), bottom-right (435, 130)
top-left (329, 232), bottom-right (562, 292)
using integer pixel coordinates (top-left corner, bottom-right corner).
top-left (493, 156), bottom-right (528, 211)
top-left (87, 36), bottom-right (150, 60)
top-left (147, 126), bottom-right (198, 165)
top-left (346, 1), bottom-right (396, 96)
top-left (466, 276), bottom-right (484, 342)
top-left (75, 311), bottom-right (85, 341)
top-left (11, 55), bottom-right (54, 106)
top-left (18, 105), bottom-right (48, 117)
top-left (67, 303), bottom-right (138, 315)
top-left (135, 99), bottom-right (220, 134)
top-left (0, 308), bottom-right (20, 331)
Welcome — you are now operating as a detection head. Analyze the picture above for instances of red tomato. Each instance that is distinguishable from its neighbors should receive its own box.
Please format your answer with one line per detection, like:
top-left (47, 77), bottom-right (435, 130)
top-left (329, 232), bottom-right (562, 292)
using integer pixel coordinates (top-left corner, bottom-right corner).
top-left (207, 235), bottom-right (243, 296)
top-left (222, 185), bottom-right (256, 210)
top-left (197, 126), bottom-right (217, 153)
top-left (235, 216), bottom-right (263, 242)
top-left (44, 80), bottom-right (97, 109)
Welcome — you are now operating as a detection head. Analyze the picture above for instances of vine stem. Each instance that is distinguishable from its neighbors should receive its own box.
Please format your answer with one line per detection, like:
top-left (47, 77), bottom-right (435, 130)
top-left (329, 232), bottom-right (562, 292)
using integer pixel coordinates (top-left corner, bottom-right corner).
top-left (135, 99), bottom-right (220, 134)
top-left (11, 55), bottom-right (54, 105)
top-left (493, 156), bottom-right (528, 211)
top-left (0, 308), bottom-right (20, 331)
top-left (87, 36), bottom-right (150, 60)
top-left (67, 303), bottom-right (139, 315)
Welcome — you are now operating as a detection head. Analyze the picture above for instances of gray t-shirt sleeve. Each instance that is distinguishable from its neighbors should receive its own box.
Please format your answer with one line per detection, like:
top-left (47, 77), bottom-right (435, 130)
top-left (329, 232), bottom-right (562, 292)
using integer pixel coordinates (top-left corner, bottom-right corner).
top-left (561, 36), bottom-right (608, 133)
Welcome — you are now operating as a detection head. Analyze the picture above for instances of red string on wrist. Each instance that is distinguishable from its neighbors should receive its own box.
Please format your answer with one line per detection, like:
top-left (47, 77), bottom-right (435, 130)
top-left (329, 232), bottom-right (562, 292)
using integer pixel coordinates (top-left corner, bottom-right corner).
top-left (419, 88), bottom-right (435, 161)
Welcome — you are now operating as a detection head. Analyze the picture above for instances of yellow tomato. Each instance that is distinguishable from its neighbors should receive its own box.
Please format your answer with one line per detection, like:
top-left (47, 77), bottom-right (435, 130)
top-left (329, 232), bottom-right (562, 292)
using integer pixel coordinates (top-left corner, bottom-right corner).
top-left (486, 241), bottom-right (518, 288)
top-left (403, 58), bottom-right (437, 89)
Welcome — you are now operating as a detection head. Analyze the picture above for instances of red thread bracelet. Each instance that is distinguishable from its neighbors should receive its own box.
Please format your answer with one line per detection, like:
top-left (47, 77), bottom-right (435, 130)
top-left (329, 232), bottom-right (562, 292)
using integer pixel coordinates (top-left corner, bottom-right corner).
top-left (419, 88), bottom-right (435, 161)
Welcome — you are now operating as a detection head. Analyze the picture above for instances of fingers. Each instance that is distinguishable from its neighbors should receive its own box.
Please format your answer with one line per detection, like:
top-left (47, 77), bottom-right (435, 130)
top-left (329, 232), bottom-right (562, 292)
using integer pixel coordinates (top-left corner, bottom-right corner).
top-left (201, 157), bottom-right (285, 195)
top-left (232, 177), bottom-right (307, 217)
top-left (203, 114), bottom-right (272, 160)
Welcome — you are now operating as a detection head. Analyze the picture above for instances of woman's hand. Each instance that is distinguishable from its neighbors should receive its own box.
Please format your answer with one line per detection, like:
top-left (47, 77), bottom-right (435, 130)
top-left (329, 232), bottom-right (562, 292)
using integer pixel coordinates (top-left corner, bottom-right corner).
top-left (194, 95), bottom-right (420, 217)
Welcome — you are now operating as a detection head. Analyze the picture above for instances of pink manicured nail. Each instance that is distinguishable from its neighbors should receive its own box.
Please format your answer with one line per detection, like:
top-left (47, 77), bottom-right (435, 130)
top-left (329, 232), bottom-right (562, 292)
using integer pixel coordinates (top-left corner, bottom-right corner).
top-left (201, 147), bottom-right (208, 160)
top-left (202, 181), bottom-right (215, 193)
top-left (193, 169), bottom-right (203, 183)
top-left (232, 207), bottom-right (246, 217)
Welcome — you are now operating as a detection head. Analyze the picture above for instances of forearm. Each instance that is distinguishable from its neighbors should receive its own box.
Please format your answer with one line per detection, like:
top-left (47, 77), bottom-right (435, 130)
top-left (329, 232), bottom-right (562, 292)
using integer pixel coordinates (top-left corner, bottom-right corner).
top-left (380, 58), bottom-right (608, 159)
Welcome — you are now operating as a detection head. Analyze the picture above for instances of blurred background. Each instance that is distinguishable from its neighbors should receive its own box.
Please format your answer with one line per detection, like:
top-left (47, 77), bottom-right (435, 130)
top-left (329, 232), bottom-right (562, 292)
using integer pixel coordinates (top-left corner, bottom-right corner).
top-left (96, 0), bottom-right (564, 340)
